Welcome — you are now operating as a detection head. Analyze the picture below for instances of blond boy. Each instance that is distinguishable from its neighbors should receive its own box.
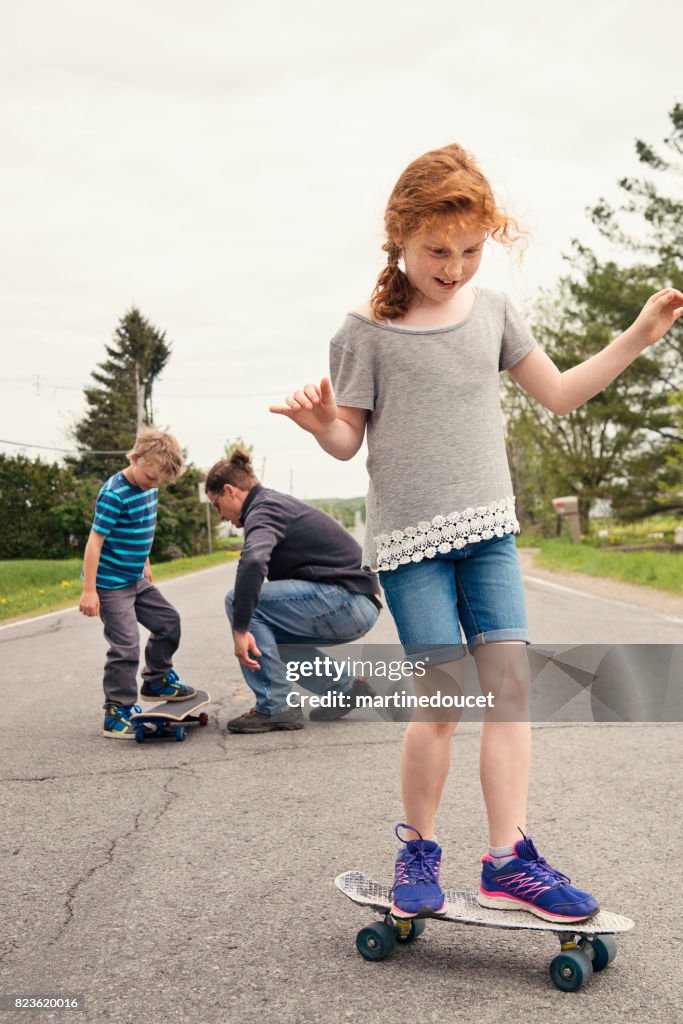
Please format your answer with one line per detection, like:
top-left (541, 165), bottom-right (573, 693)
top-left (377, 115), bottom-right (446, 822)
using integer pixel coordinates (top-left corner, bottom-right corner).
top-left (79, 429), bottom-right (195, 738)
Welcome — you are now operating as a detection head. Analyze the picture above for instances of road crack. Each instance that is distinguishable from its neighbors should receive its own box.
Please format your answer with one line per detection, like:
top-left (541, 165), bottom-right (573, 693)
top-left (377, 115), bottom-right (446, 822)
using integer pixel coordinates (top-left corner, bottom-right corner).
top-left (48, 768), bottom-right (197, 948)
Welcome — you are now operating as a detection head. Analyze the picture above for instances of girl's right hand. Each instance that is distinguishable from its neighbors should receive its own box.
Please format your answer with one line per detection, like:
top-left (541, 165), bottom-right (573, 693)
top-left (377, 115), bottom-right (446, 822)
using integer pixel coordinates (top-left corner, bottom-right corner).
top-left (269, 377), bottom-right (338, 435)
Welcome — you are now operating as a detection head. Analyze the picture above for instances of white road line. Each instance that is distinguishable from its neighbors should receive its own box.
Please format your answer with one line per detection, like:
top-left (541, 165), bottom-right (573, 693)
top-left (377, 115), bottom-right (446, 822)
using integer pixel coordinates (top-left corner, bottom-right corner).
top-left (2, 565), bottom-right (680, 631)
top-left (523, 573), bottom-right (683, 625)
top-left (0, 563), bottom-right (232, 633)
top-left (0, 604), bottom-right (78, 631)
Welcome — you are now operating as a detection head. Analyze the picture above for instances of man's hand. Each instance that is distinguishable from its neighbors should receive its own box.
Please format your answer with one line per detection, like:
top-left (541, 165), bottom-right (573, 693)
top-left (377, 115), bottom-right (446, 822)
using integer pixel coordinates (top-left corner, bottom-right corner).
top-left (269, 377), bottom-right (338, 436)
top-left (79, 589), bottom-right (100, 617)
top-left (233, 630), bottom-right (262, 670)
top-left (144, 558), bottom-right (153, 583)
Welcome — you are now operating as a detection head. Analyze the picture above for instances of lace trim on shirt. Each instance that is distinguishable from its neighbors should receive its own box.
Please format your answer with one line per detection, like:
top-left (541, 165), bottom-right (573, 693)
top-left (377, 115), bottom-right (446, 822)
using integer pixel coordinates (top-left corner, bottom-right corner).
top-left (374, 497), bottom-right (519, 571)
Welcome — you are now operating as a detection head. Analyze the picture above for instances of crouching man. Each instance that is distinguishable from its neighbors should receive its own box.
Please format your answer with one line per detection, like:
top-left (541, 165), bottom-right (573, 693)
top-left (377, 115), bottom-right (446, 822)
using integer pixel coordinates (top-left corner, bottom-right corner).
top-left (206, 450), bottom-right (381, 733)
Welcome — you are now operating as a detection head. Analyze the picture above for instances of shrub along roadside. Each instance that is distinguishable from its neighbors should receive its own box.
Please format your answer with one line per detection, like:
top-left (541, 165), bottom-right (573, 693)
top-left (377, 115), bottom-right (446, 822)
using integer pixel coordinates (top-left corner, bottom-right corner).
top-left (517, 536), bottom-right (683, 595)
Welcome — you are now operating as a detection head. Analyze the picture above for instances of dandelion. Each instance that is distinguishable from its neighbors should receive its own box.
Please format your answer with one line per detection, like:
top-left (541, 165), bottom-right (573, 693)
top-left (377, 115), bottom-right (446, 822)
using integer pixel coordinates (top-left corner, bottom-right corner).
top-left (60, 580), bottom-right (73, 588)
top-left (0, 598), bottom-right (7, 605)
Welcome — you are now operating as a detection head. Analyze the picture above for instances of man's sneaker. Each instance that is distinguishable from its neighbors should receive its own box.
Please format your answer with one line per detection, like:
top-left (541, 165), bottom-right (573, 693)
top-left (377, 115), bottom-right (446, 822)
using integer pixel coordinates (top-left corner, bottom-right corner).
top-left (477, 832), bottom-right (600, 923)
top-left (308, 678), bottom-right (374, 721)
top-left (390, 823), bottom-right (447, 918)
top-left (102, 703), bottom-right (142, 739)
top-left (140, 669), bottom-right (195, 702)
top-left (227, 706), bottom-right (305, 733)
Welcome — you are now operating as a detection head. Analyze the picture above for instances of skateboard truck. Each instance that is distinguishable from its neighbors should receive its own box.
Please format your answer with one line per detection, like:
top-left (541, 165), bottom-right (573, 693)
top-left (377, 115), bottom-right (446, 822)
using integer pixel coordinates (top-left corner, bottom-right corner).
top-left (130, 690), bottom-right (211, 744)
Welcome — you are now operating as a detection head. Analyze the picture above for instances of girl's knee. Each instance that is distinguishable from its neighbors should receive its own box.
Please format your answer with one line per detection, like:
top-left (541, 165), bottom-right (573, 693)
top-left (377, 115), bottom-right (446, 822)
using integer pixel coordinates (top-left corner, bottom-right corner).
top-left (406, 719), bottom-right (459, 740)
top-left (474, 643), bottom-right (531, 711)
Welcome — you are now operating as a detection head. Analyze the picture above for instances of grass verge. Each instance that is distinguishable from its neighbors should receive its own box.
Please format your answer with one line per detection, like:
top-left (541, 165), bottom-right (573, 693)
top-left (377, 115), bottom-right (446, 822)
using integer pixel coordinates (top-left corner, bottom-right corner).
top-left (517, 537), bottom-right (683, 595)
top-left (0, 552), bottom-right (238, 623)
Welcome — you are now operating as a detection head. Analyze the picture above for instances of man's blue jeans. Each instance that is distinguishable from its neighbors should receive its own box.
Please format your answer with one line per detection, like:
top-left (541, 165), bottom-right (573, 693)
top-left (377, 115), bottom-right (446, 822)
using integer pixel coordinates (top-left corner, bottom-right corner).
top-left (225, 580), bottom-right (379, 714)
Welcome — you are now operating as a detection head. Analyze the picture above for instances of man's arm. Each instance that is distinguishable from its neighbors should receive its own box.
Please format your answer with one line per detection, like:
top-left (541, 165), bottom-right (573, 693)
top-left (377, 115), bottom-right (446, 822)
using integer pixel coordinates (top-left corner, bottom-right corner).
top-left (231, 505), bottom-right (288, 670)
top-left (79, 530), bottom-right (106, 617)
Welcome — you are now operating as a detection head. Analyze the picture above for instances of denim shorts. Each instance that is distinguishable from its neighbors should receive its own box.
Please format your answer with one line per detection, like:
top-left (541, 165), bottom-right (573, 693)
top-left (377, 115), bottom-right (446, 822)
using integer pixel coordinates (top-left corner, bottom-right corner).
top-left (378, 533), bottom-right (530, 666)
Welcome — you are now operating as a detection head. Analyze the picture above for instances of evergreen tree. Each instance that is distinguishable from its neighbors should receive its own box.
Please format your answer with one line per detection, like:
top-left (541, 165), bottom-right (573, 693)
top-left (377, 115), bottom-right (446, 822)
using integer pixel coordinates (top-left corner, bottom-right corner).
top-left (70, 307), bottom-right (171, 480)
top-left (224, 436), bottom-right (254, 459)
top-left (67, 308), bottom-right (213, 559)
top-left (589, 102), bottom-right (683, 514)
top-left (590, 102), bottom-right (683, 270)
top-left (506, 107), bottom-right (682, 532)
top-left (505, 255), bottom-right (680, 532)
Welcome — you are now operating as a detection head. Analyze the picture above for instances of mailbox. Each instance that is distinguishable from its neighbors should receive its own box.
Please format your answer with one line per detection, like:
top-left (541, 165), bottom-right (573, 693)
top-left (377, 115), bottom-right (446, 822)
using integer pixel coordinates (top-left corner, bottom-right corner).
top-left (552, 496), bottom-right (579, 515)
top-left (551, 495), bottom-right (580, 543)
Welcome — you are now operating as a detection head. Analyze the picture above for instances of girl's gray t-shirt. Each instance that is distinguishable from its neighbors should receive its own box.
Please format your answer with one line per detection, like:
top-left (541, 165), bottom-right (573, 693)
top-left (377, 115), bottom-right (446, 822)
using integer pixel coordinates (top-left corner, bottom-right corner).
top-left (329, 288), bottom-right (537, 573)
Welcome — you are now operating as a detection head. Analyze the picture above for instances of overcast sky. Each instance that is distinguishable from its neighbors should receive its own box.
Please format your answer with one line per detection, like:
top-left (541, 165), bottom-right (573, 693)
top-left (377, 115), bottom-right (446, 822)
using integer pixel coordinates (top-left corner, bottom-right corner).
top-left (1, 1), bottom-right (680, 498)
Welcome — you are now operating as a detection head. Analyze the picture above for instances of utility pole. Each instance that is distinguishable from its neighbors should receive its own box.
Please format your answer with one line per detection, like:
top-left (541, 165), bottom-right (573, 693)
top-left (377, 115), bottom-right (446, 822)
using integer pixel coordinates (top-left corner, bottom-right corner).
top-left (198, 482), bottom-right (213, 554)
top-left (134, 363), bottom-right (145, 433)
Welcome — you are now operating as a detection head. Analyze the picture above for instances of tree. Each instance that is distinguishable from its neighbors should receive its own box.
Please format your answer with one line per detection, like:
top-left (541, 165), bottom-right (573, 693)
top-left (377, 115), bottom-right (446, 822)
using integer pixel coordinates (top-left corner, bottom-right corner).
top-left (151, 465), bottom-right (215, 560)
top-left (224, 437), bottom-right (254, 459)
top-left (590, 102), bottom-right (683, 271)
top-left (588, 102), bottom-right (683, 517)
top-left (49, 474), bottom-right (102, 553)
top-left (70, 307), bottom-right (172, 480)
top-left (506, 107), bottom-right (683, 531)
top-left (0, 455), bottom-right (89, 558)
top-left (65, 308), bottom-right (213, 559)
top-left (506, 255), bottom-right (680, 532)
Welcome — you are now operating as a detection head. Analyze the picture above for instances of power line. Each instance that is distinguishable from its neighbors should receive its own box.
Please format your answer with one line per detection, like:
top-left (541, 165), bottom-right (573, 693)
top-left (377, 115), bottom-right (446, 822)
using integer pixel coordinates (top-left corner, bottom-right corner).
top-left (157, 392), bottom-right (279, 398)
top-left (0, 377), bottom-right (281, 398)
top-left (0, 439), bottom-right (126, 454)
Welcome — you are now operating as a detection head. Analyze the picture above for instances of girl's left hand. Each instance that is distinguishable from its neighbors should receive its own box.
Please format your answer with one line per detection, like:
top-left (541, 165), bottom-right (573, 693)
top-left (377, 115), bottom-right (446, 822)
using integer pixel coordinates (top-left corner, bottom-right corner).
top-left (633, 288), bottom-right (683, 347)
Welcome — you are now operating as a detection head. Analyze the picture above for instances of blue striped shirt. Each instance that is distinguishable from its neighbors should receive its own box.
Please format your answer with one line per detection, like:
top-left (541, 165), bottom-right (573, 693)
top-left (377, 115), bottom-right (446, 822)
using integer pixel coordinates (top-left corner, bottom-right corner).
top-left (92, 471), bottom-right (158, 589)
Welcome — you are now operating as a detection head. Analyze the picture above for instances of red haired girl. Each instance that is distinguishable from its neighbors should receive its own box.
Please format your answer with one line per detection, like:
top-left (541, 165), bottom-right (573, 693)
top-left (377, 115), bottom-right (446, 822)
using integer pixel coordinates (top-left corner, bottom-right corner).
top-left (272, 143), bottom-right (683, 921)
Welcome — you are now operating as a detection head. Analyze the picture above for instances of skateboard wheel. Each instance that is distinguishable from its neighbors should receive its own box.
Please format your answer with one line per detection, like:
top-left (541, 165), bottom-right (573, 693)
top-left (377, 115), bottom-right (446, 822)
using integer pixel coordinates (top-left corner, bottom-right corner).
top-left (198, 712), bottom-right (209, 727)
top-left (175, 727), bottom-right (186, 742)
top-left (589, 935), bottom-right (617, 972)
top-left (134, 728), bottom-right (146, 744)
top-left (549, 949), bottom-right (593, 991)
top-left (356, 922), bottom-right (396, 961)
top-left (395, 918), bottom-right (426, 944)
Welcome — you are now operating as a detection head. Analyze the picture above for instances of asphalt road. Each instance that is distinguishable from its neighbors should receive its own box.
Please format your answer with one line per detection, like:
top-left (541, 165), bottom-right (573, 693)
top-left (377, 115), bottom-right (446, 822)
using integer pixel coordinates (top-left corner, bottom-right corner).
top-left (1, 562), bottom-right (681, 1024)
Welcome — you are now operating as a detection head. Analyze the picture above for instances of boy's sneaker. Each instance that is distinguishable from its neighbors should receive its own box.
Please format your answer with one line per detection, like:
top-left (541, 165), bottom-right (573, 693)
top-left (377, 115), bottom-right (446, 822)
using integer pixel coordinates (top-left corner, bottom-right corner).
top-left (390, 823), bottom-right (447, 919)
top-left (102, 703), bottom-right (142, 739)
top-left (140, 669), bottom-right (195, 702)
top-left (477, 832), bottom-right (599, 923)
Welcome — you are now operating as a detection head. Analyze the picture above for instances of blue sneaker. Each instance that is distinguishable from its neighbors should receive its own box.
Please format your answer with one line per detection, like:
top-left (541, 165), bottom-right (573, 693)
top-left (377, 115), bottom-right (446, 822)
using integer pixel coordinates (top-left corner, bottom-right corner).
top-left (477, 832), bottom-right (599, 923)
top-left (390, 823), bottom-right (446, 919)
top-left (102, 703), bottom-right (142, 739)
top-left (140, 669), bottom-right (195, 702)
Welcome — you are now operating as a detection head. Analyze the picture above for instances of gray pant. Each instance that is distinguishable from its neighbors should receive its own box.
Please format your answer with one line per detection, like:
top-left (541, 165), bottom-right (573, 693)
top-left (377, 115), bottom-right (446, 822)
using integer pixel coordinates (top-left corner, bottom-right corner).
top-left (98, 579), bottom-right (181, 706)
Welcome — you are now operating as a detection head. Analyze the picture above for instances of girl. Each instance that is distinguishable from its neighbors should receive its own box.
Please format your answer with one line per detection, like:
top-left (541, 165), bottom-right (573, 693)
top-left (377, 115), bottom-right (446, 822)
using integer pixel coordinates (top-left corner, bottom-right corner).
top-left (271, 143), bottom-right (683, 922)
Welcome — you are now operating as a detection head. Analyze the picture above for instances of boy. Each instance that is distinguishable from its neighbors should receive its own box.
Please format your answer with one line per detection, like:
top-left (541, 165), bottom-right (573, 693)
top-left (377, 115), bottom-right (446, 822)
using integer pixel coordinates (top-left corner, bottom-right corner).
top-left (79, 429), bottom-right (195, 738)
